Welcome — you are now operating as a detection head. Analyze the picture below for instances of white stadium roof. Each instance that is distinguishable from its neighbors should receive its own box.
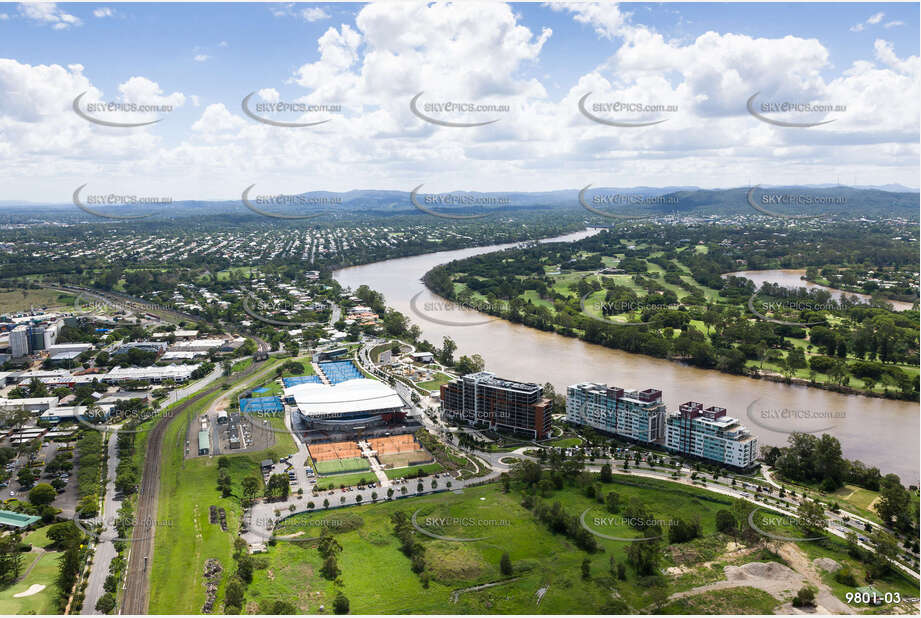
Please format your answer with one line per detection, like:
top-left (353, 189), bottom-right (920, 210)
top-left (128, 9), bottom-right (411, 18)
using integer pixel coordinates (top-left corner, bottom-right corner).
top-left (284, 378), bottom-right (403, 416)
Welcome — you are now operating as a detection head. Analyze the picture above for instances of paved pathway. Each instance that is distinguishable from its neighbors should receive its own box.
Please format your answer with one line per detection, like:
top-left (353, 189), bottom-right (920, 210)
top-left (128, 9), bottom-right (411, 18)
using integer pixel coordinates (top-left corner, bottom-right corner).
top-left (357, 440), bottom-right (391, 488)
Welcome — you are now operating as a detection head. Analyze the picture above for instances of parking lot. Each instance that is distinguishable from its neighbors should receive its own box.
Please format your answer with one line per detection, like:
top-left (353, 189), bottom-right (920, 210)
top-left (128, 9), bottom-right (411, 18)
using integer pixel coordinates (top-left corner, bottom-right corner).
top-left (3, 438), bottom-right (79, 517)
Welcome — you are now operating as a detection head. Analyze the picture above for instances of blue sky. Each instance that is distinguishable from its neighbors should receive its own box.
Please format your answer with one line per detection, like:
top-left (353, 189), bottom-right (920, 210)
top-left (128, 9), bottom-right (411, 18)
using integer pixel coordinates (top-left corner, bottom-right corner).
top-left (0, 2), bottom-right (918, 200)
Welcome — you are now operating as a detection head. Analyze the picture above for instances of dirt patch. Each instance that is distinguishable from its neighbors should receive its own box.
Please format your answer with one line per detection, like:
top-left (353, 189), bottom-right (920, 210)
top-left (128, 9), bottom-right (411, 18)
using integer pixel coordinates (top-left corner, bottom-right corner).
top-left (776, 543), bottom-right (853, 614)
top-left (668, 560), bottom-right (804, 606)
top-left (813, 557), bottom-right (841, 572)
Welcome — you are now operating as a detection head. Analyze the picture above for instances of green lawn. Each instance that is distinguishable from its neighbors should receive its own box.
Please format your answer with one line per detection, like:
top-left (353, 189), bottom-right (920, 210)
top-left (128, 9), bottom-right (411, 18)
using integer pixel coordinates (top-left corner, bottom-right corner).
top-left (384, 463), bottom-right (444, 480)
top-left (0, 544), bottom-right (63, 614)
top-left (416, 373), bottom-right (453, 391)
top-left (247, 478), bottom-right (748, 614)
top-left (313, 471), bottom-right (381, 491)
top-left (315, 457), bottom-right (370, 475)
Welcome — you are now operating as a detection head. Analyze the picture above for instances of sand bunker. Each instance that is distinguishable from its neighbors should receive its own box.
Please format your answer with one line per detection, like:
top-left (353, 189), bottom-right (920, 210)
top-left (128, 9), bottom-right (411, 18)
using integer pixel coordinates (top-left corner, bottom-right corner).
top-left (13, 584), bottom-right (46, 597)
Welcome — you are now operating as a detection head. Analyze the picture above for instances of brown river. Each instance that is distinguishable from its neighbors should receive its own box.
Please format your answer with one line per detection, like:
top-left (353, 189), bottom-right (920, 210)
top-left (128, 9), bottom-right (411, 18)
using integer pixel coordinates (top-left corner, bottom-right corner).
top-left (334, 230), bottom-right (919, 483)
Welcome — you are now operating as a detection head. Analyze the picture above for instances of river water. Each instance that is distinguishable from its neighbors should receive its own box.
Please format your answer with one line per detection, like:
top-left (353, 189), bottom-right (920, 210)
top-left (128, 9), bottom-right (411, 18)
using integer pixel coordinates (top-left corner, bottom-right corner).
top-left (334, 231), bottom-right (919, 483)
top-left (728, 269), bottom-right (916, 312)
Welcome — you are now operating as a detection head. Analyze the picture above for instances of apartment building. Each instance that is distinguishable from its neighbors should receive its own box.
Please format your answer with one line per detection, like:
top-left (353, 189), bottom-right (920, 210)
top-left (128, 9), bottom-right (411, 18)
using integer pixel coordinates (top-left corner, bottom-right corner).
top-left (565, 383), bottom-right (666, 444)
top-left (665, 402), bottom-right (759, 469)
top-left (440, 371), bottom-right (552, 439)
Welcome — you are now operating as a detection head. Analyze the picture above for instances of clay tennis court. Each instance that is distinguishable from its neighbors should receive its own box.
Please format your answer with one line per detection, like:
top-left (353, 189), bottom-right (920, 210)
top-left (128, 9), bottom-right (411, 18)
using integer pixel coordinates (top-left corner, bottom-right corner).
top-left (308, 440), bottom-right (362, 462)
top-left (368, 434), bottom-right (421, 455)
top-left (369, 434), bottom-right (433, 468)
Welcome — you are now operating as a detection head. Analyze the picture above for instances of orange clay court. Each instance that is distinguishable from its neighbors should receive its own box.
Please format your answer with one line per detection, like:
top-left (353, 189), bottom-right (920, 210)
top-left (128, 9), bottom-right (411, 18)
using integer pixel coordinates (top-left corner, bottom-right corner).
top-left (308, 440), bottom-right (362, 462)
top-left (368, 434), bottom-right (421, 455)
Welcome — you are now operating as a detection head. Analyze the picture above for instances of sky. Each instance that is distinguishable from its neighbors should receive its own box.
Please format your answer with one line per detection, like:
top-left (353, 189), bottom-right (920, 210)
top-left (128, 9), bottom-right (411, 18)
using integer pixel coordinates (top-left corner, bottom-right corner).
top-left (0, 1), bottom-right (918, 202)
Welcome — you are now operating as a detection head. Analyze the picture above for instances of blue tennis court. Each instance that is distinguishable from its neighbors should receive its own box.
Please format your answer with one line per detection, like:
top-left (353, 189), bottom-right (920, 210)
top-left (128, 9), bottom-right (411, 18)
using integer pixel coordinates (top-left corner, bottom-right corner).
top-left (282, 375), bottom-right (323, 388)
top-left (318, 360), bottom-right (363, 384)
top-left (239, 395), bottom-right (284, 413)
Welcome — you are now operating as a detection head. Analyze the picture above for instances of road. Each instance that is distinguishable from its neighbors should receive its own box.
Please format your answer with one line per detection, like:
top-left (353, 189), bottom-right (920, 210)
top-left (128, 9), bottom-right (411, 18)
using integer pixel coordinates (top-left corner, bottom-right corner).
top-left (81, 430), bottom-right (119, 614)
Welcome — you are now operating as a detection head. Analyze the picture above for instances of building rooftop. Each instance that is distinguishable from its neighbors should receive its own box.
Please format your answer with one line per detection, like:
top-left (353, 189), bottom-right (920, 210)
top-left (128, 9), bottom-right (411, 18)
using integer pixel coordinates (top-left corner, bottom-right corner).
top-left (285, 378), bottom-right (402, 416)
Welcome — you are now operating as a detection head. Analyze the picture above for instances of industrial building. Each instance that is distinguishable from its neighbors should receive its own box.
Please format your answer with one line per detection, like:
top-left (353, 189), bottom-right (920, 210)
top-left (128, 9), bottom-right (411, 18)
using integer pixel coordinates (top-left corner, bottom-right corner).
top-left (103, 364), bottom-right (201, 383)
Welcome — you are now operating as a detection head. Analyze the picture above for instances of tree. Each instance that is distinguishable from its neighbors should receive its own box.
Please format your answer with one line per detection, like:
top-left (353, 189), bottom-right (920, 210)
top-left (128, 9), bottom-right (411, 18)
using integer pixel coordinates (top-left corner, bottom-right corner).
top-left (715, 509), bottom-right (737, 534)
top-left (500, 552), bottom-right (513, 576)
top-left (333, 592), bottom-right (350, 614)
top-left (581, 557), bottom-right (591, 579)
top-left (242, 477), bottom-right (260, 502)
top-left (321, 554), bottom-right (340, 580)
top-left (625, 537), bottom-right (660, 576)
top-left (438, 336), bottom-right (457, 366)
top-left (599, 463), bottom-right (612, 483)
top-left (272, 601), bottom-right (297, 614)
top-left (876, 474), bottom-right (912, 532)
top-left (796, 500), bottom-right (827, 536)
top-left (266, 474), bottom-right (289, 500)
top-left (224, 577), bottom-right (245, 610)
top-left (95, 592), bottom-right (116, 613)
top-left (46, 522), bottom-right (81, 549)
top-left (29, 483), bottom-right (57, 506)
top-left (0, 535), bottom-right (24, 585)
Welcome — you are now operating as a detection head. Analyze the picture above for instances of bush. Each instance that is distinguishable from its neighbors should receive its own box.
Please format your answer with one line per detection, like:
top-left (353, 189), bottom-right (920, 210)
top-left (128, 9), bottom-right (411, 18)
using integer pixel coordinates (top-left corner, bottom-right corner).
top-left (834, 568), bottom-right (857, 586)
top-left (333, 592), bottom-right (350, 614)
top-left (792, 587), bottom-right (816, 608)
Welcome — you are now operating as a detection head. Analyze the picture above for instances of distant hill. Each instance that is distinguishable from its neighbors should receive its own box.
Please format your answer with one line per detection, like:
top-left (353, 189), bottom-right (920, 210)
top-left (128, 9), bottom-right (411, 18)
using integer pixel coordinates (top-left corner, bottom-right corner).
top-left (0, 185), bottom-right (916, 220)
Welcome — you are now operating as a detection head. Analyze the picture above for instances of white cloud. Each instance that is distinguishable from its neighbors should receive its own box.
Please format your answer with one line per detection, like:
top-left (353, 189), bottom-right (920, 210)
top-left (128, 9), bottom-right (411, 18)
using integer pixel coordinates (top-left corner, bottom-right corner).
top-left (1, 3), bottom-right (918, 198)
top-left (548, 1), bottom-right (631, 40)
top-left (0, 13), bottom-right (9, 20)
top-left (93, 7), bottom-right (114, 18)
top-left (851, 12), bottom-right (890, 32)
top-left (18, 2), bottom-right (82, 29)
top-left (219, 40), bottom-right (229, 48)
top-left (884, 21), bottom-right (904, 29)
top-left (194, 54), bottom-right (210, 62)
top-left (301, 7), bottom-right (330, 22)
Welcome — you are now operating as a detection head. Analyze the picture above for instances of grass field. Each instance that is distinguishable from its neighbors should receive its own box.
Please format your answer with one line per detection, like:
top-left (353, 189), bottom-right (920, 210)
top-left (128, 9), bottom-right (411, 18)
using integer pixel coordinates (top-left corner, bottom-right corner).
top-left (0, 526), bottom-right (62, 614)
top-left (246, 474), bottom-right (920, 614)
top-left (415, 372), bottom-right (453, 391)
top-left (247, 478), bottom-right (746, 614)
top-left (377, 450), bottom-right (434, 469)
top-left (313, 471), bottom-right (380, 490)
top-left (0, 288), bottom-right (76, 314)
top-left (383, 463), bottom-right (444, 479)
top-left (315, 457), bottom-right (370, 475)
top-left (658, 586), bottom-right (779, 614)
